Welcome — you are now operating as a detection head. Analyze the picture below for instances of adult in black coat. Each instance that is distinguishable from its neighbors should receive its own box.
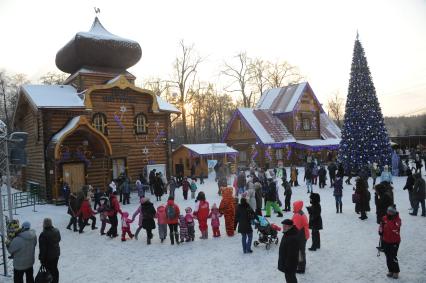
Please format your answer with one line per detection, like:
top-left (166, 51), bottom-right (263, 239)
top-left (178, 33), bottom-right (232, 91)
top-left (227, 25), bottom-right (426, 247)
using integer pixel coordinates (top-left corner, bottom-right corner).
top-left (403, 169), bottom-right (415, 209)
top-left (235, 198), bottom-right (255, 254)
top-left (153, 174), bottom-right (164, 201)
top-left (149, 169), bottom-right (156, 194)
top-left (141, 198), bottom-right (157, 244)
top-left (328, 162), bottom-right (337, 187)
top-left (278, 219), bottom-right (300, 283)
top-left (66, 193), bottom-right (78, 232)
top-left (39, 218), bottom-right (61, 283)
top-left (410, 173), bottom-right (426, 216)
top-left (318, 166), bottom-right (327, 188)
top-left (354, 178), bottom-right (370, 220)
top-left (306, 193), bottom-right (323, 251)
top-left (374, 183), bottom-right (394, 224)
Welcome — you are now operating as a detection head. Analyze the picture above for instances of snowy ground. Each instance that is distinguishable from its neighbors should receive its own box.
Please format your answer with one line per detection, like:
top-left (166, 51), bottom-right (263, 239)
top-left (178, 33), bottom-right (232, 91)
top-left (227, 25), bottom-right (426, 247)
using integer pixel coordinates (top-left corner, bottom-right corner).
top-left (2, 169), bottom-right (426, 283)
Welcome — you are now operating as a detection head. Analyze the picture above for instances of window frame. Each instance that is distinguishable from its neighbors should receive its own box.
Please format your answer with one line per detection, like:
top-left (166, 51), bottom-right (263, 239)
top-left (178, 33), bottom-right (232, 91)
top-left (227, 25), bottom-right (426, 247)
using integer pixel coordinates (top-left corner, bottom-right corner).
top-left (92, 112), bottom-right (108, 135)
top-left (302, 118), bottom-right (311, 131)
top-left (134, 113), bottom-right (148, 135)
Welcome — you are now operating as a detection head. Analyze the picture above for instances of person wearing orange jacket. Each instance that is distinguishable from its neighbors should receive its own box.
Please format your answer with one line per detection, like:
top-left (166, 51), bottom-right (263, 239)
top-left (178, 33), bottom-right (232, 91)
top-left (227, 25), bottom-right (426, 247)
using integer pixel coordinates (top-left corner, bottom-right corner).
top-left (291, 200), bottom-right (310, 274)
top-left (165, 196), bottom-right (181, 245)
top-left (77, 197), bottom-right (97, 233)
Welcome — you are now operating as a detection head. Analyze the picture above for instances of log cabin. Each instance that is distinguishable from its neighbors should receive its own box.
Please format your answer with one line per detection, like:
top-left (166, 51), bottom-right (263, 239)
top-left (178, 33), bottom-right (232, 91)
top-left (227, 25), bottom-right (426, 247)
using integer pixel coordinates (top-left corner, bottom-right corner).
top-left (12, 17), bottom-right (180, 202)
top-left (222, 82), bottom-right (341, 168)
top-left (171, 143), bottom-right (238, 178)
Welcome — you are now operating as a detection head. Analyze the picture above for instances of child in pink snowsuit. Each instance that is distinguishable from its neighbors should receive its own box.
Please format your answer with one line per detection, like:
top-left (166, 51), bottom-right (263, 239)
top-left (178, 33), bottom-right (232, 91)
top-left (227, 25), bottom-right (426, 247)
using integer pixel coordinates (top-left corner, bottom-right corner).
top-left (193, 192), bottom-right (210, 239)
top-left (208, 203), bottom-right (222, 237)
top-left (185, 207), bottom-right (195, 241)
top-left (121, 211), bottom-right (133, 241)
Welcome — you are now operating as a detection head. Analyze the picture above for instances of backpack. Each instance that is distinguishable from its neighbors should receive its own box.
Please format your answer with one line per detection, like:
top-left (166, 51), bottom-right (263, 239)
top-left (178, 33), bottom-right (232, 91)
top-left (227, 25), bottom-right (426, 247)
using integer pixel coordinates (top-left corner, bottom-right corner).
top-left (166, 205), bottom-right (176, 219)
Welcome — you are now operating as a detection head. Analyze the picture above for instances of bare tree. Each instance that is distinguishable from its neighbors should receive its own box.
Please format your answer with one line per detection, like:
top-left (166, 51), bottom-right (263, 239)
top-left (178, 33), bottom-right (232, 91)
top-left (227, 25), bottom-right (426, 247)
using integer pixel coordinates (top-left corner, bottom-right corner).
top-left (39, 71), bottom-right (67, 85)
top-left (265, 60), bottom-right (303, 88)
top-left (326, 91), bottom-right (345, 127)
top-left (222, 52), bottom-right (255, 108)
top-left (249, 58), bottom-right (268, 97)
top-left (171, 40), bottom-right (202, 143)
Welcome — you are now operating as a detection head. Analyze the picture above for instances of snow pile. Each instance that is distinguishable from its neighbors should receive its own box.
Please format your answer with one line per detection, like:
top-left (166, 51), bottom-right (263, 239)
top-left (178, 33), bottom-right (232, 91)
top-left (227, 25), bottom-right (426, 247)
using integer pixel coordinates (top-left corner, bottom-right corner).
top-left (2, 170), bottom-right (426, 283)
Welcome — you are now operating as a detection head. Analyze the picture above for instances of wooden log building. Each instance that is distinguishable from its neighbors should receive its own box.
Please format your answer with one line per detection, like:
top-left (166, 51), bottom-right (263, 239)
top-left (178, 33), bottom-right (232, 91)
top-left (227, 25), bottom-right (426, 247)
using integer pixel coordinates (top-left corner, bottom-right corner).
top-left (222, 82), bottom-right (341, 168)
top-left (12, 17), bottom-right (180, 202)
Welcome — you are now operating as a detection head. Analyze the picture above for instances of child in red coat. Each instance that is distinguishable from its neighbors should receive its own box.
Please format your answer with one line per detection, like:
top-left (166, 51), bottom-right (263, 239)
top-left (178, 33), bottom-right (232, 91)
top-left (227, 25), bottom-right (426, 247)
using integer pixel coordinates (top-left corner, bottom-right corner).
top-left (194, 192), bottom-right (210, 239)
top-left (78, 197), bottom-right (97, 233)
top-left (379, 206), bottom-right (401, 279)
top-left (121, 211), bottom-right (134, 241)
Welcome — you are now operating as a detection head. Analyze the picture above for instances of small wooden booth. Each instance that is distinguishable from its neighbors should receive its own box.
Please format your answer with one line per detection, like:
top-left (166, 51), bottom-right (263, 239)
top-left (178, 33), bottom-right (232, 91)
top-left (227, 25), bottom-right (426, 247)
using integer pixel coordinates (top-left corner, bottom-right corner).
top-left (172, 143), bottom-right (238, 177)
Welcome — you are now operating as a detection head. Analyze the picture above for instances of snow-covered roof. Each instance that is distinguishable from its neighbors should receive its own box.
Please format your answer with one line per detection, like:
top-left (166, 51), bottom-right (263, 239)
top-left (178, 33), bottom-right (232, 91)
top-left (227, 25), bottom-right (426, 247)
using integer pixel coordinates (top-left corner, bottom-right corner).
top-left (296, 138), bottom-right (341, 147)
top-left (22, 85), bottom-right (84, 108)
top-left (256, 82), bottom-right (308, 113)
top-left (320, 113), bottom-right (342, 139)
top-left (238, 108), bottom-right (296, 144)
top-left (181, 143), bottom-right (238, 155)
top-left (156, 96), bottom-right (180, 113)
top-left (51, 116), bottom-right (81, 142)
top-left (79, 17), bottom-right (139, 43)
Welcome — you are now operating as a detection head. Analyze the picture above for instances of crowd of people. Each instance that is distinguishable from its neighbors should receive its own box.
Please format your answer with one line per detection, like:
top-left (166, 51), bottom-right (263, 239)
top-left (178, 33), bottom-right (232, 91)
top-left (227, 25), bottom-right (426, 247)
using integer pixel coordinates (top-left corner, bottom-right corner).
top-left (6, 151), bottom-right (426, 283)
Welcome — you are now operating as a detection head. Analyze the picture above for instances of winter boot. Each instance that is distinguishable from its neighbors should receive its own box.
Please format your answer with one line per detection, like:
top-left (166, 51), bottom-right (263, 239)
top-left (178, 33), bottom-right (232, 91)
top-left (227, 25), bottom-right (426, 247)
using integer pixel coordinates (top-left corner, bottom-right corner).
top-left (336, 204), bottom-right (339, 213)
top-left (392, 273), bottom-right (399, 279)
top-left (339, 203), bottom-right (343, 213)
top-left (204, 230), bottom-right (208, 239)
top-left (175, 232), bottom-right (180, 245)
top-left (170, 233), bottom-right (175, 245)
top-left (147, 238), bottom-right (151, 245)
top-left (277, 212), bottom-right (283, 217)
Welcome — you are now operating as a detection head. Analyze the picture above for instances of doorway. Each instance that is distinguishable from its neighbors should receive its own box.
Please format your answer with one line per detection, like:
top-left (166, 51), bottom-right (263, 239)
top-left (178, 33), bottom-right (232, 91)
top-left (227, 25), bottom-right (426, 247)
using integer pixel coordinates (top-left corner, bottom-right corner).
top-left (62, 163), bottom-right (86, 194)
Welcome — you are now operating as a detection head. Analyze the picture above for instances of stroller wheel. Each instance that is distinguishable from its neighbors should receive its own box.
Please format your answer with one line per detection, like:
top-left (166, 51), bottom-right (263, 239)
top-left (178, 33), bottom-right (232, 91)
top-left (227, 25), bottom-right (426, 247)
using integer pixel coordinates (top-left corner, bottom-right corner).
top-left (254, 241), bottom-right (259, 247)
top-left (266, 243), bottom-right (271, 250)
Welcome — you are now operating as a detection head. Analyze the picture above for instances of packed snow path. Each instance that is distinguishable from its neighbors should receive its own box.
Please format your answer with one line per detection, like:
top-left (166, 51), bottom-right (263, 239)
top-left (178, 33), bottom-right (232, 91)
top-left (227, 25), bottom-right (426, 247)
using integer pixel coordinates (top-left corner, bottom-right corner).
top-left (3, 172), bottom-right (426, 283)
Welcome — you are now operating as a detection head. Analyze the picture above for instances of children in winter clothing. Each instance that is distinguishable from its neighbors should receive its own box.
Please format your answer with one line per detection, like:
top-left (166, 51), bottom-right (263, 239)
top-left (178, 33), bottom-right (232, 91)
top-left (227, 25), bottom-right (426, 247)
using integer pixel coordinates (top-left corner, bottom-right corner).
top-left (97, 196), bottom-right (111, 235)
top-left (156, 204), bottom-right (168, 243)
top-left (306, 193), bottom-right (323, 251)
top-left (166, 196), bottom-right (181, 245)
top-left (121, 212), bottom-right (134, 241)
top-left (209, 203), bottom-right (222, 237)
top-left (132, 198), bottom-right (145, 240)
top-left (78, 198), bottom-right (97, 233)
top-left (219, 187), bottom-right (236, 236)
top-left (182, 178), bottom-right (190, 200)
top-left (194, 192), bottom-right (210, 239)
top-left (283, 180), bottom-right (292, 212)
top-left (185, 207), bottom-right (195, 241)
top-left (179, 215), bottom-right (189, 242)
top-left (190, 180), bottom-right (198, 199)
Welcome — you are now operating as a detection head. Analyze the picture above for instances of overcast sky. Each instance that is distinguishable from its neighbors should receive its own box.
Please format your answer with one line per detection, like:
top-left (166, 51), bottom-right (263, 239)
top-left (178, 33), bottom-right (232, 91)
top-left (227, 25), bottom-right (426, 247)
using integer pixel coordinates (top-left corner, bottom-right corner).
top-left (1, 0), bottom-right (425, 116)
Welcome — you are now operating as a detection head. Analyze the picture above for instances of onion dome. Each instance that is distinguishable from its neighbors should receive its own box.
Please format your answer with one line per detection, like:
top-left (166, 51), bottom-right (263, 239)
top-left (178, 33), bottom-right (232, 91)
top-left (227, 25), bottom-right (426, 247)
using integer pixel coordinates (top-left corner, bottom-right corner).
top-left (55, 17), bottom-right (142, 74)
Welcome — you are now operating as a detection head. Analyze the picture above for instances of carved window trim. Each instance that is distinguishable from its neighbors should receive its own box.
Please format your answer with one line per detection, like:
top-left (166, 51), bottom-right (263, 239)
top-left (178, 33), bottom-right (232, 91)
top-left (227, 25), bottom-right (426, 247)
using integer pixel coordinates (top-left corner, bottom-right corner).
top-left (92, 113), bottom-right (108, 135)
top-left (134, 113), bottom-right (148, 135)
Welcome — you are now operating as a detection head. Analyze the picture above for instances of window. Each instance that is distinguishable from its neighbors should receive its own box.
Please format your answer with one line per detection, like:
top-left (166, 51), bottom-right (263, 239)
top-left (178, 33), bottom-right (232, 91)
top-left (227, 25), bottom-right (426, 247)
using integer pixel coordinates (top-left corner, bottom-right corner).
top-left (92, 113), bottom-right (108, 135)
top-left (238, 120), bottom-right (244, 132)
top-left (134, 113), bottom-right (148, 134)
top-left (302, 118), bottom-right (311, 131)
top-left (239, 151), bottom-right (247, 162)
top-left (276, 149), bottom-right (283, 160)
top-left (112, 158), bottom-right (126, 179)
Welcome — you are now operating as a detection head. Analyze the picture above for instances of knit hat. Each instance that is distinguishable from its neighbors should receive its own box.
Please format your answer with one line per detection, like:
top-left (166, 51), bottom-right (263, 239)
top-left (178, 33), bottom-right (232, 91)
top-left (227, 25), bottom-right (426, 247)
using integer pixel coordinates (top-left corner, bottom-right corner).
top-left (387, 205), bottom-right (397, 215)
top-left (281, 219), bottom-right (294, 226)
top-left (22, 221), bottom-right (31, 230)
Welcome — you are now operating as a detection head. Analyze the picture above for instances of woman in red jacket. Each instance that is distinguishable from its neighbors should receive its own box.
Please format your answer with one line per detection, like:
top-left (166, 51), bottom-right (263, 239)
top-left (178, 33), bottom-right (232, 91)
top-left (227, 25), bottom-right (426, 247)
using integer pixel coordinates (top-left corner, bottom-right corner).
top-left (380, 206), bottom-right (401, 279)
top-left (291, 200), bottom-right (310, 274)
top-left (78, 197), bottom-right (97, 233)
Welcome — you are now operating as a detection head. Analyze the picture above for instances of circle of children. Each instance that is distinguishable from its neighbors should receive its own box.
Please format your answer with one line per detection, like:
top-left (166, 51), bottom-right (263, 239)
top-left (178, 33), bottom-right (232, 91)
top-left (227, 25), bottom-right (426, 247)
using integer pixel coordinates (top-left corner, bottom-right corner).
top-left (60, 156), bottom-right (425, 282)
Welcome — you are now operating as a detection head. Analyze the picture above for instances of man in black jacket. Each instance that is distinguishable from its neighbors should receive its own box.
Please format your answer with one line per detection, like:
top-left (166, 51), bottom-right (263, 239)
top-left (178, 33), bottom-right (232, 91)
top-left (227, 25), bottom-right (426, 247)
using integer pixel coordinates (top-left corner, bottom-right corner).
top-left (278, 219), bottom-right (299, 283)
top-left (39, 218), bottom-right (61, 283)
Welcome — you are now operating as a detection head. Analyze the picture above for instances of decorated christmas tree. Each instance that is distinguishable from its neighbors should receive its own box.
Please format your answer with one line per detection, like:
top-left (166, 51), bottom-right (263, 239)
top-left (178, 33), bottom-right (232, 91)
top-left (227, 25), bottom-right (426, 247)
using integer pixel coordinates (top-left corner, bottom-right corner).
top-left (338, 34), bottom-right (392, 172)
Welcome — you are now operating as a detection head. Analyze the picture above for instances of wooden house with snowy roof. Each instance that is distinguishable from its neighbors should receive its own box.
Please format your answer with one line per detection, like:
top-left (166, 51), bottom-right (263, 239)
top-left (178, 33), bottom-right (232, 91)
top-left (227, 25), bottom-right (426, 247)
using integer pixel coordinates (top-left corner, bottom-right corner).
top-left (12, 17), bottom-right (179, 202)
top-left (222, 82), bottom-right (341, 167)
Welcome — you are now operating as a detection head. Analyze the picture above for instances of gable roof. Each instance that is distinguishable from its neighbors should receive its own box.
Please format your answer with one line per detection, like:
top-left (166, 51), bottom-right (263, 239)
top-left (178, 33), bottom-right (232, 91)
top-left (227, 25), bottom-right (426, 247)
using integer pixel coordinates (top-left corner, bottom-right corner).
top-left (320, 113), bottom-right (341, 139)
top-left (225, 108), bottom-right (296, 145)
top-left (21, 85), bottom-right (85, 108)
top-left (177, 143), bottom-right (238, 156)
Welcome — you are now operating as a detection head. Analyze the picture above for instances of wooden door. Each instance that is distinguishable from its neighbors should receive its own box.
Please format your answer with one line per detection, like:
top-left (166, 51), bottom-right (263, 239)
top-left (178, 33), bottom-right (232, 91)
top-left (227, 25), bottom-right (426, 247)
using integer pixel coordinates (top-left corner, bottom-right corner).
top-left (62, 163), bottom-right (85, 194)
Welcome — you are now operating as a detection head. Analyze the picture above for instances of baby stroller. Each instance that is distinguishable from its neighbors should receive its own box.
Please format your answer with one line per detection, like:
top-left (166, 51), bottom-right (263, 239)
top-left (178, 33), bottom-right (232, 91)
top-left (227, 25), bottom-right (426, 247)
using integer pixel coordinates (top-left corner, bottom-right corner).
top-left (253, 215), bottom-right (281, 250)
